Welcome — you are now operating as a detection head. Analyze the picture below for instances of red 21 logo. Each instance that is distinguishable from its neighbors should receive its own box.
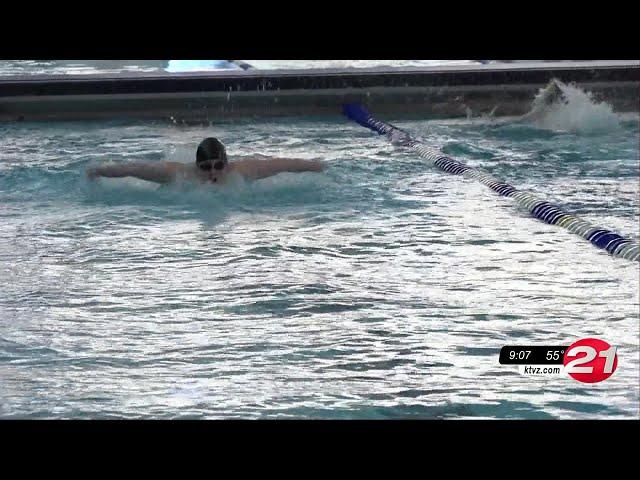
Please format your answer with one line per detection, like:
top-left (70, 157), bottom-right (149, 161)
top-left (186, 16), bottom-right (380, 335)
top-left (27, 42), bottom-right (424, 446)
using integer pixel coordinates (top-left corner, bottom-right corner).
top-left (563, 338), bottom-right (618, 384)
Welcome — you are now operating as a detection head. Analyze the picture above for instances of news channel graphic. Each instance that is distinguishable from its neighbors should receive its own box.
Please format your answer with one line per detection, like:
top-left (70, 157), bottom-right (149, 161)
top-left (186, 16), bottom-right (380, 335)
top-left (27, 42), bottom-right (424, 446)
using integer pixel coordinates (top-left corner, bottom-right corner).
top-left (499, 338), bottom-right (618, 383)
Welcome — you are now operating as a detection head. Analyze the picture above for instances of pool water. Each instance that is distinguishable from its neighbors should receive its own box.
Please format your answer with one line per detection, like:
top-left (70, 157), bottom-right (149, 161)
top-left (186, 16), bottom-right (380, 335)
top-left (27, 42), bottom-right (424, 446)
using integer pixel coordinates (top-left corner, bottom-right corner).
top-left (0, 89), bottom-right (638, 419)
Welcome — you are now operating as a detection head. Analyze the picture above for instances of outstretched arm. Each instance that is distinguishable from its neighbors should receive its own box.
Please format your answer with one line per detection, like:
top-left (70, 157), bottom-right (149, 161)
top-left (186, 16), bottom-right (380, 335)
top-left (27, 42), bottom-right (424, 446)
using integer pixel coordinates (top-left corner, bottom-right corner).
top-left (234, 157), bottom-right (325, 180)
top-left (87, 162), bottom-right (179, 184)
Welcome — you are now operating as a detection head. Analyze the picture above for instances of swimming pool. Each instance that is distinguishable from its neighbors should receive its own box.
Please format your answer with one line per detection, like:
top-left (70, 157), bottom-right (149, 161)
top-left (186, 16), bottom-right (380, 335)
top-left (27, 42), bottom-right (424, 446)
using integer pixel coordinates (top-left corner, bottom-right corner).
top-left (0, 88), bottom-right (638, 419)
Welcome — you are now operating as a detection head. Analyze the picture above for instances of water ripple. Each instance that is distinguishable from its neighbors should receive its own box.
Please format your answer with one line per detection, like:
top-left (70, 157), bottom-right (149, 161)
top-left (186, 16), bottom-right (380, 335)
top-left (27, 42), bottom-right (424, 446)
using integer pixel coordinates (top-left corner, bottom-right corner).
top-left (0, 113), bottom-right (638, 419)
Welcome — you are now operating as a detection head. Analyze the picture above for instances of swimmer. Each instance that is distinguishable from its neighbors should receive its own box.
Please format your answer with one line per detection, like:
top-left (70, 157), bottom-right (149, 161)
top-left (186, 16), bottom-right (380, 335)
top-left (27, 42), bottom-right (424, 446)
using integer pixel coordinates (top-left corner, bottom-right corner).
top-left (86, 137), bottom-right (324, 184)
top-left (517, 79), bottom-right (569, 123)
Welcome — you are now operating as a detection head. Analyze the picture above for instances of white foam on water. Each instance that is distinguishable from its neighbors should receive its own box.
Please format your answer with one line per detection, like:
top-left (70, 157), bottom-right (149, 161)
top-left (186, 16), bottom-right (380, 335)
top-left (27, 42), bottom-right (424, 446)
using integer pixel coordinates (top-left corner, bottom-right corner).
top-left (164, 144), bottom-right (197, 163)
top-left (527, 80), bottom-right (622, 134)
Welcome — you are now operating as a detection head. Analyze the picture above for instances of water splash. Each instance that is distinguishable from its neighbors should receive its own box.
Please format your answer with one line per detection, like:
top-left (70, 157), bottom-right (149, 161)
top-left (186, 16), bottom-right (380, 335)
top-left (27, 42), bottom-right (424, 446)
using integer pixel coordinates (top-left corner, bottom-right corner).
top-left (525, 80), bottom-right (621, 134)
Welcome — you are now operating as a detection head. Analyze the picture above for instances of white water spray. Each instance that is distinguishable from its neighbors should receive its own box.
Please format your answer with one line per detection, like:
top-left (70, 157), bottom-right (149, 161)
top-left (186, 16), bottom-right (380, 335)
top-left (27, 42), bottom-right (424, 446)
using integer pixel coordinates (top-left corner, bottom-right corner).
top-left (525, 80), bottom-right (621, 134)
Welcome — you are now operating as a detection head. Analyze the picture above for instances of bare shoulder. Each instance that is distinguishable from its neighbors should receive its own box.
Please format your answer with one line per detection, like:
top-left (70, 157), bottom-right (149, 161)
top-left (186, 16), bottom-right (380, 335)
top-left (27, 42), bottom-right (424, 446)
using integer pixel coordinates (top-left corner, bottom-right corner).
top-left (145, 161), bottom-right (189, 183)
top-left (228, 157), bottom-right (262, 179)
top-left (163, 161), bottom-right (188, 173)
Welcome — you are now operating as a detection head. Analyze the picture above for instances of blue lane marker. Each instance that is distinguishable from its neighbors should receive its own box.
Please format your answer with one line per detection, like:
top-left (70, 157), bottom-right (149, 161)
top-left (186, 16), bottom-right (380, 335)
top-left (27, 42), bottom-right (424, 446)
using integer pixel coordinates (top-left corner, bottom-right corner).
top-left (342, 103), bottom-right (640, 262)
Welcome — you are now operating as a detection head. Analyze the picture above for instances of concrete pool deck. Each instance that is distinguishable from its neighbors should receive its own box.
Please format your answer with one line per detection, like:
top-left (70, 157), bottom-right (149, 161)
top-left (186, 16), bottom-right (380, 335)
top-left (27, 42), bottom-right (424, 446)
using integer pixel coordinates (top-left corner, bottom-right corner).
top-left (0, 60), bottom-right (638, 122)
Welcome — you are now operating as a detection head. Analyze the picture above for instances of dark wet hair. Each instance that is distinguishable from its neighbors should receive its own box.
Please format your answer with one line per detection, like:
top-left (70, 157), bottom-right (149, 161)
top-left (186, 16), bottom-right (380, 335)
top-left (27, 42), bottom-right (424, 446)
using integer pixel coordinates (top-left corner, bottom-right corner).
top-left (196, 137), bottom-right (228, 170)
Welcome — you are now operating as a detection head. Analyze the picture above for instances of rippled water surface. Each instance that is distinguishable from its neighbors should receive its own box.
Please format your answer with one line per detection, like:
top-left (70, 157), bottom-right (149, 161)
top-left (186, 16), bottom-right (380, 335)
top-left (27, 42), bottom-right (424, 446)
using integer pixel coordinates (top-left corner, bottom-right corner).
top-left (1, 100), bottom-right (638, 418)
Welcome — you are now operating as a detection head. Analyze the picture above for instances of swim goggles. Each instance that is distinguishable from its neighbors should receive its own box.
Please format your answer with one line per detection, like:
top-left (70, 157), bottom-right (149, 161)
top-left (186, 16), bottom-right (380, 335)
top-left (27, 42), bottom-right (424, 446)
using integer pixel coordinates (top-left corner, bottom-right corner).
top-left (198, 159), bottom-right (226, 171)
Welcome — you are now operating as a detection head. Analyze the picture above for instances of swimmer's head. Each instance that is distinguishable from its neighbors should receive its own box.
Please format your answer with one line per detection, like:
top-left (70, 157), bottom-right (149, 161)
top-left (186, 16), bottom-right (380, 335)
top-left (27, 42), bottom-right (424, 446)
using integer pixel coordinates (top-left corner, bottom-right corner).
top-left (539, 79), bottom-right (568, 106)
top-left (196, 137), bottom-right (228, 174)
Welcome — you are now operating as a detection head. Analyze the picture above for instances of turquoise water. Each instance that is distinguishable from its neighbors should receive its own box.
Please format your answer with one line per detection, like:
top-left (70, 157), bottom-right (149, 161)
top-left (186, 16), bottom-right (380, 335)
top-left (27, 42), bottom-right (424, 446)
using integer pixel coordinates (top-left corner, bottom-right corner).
top-left (0, 97), bottom-right (638, 418)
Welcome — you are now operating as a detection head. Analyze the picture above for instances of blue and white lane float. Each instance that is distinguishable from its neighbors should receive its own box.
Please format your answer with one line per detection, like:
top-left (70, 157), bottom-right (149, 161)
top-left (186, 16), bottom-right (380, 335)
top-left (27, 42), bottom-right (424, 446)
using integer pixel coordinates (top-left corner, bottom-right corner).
top-left (342, 103), bottom-right (640, 262)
